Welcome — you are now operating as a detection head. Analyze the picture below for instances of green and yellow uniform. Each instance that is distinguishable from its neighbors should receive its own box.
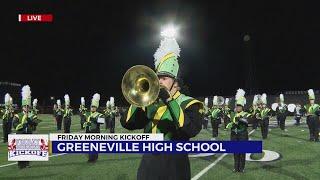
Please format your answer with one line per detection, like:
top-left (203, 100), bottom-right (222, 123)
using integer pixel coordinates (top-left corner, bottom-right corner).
top-left (121, 91), bottom-right (203, 179)
top-left (79, 105), bottom-right (87, 129)
top-left (1, 106), bottom-right (14, 143)
top-left (63, 108), bottom-right (73, 133)
top-left (303, 104), bottom-right (320, 141)
top-left (210, 107), bottom-right (223, 138)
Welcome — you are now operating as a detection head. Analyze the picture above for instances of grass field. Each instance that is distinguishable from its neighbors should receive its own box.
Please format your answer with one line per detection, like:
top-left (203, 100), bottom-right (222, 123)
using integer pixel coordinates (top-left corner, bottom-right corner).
top-left (0, 114), bottom-right (319, 180)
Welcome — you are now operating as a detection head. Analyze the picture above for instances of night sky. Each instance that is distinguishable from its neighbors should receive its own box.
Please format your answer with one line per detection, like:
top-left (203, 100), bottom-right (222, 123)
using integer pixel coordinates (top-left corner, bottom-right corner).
top-left (1, 1), bottom-right (320, 105)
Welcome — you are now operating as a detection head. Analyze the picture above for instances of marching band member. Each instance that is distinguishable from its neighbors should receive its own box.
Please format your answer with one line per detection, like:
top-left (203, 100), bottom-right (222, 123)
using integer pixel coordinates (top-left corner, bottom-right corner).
top-left (121, 28), bottom-right (203, 179)
top-left (84, 93), bottom-right (105, 162)
top-left (256, 93), bottom-right (272, 139)
top-left (210, 96), bottom-right (223, 140)
top-left (104, 100), bottom-right (111, 130)
top-left (301, 89), bottom-right (320, 142)
top-left (276, 94), bottom-right (288, 132)
top-left (31, 98), bottom-right (41, 131)
top-left (227, 89), bottom-right (251, 173)
top-left (13, 85), bottom-right (38, 169)
top-left (294, 104), bottom-right (302, 126)
top-left (108, 97), bottom-right (118, 133)
top-left (222, 98), bottom-right (232, 130)
top-left (1, 93), bottom-right (14, 143)
top-left (202, 97), bottom-right (209, 129)
top-left (79, 97), bottom-right (87, 129)
top-left (55, 99), bottom-right (63, 131)
top-left (63, 94), bottom-right (73, 133)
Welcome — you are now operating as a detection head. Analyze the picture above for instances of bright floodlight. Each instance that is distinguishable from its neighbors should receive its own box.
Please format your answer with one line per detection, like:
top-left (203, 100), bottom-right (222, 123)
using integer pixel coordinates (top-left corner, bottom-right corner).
top-left (161, 25), bottom-right (178, 38)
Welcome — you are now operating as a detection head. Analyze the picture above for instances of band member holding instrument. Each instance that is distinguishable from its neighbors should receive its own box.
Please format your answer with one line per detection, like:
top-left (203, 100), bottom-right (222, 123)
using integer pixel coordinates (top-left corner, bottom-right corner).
top-left (223, 98), bottom-right (232, 130)
top-left (294, 104), bottom-right (302, 126)
top-left (63, 94), bottom-right (73, 133)
top-left (108, 97), bottom-right (118, 133)
top-left (79, 97), bottom-right (87, 129)
top-left (104, 100), bottom-right (111, 130)
top-left (248, 95), bottom-right (259, 130)
top-left (210, 96), bottom-right (223, 140)
top-left (226, 89), bottom-right (251, 173)
top-left (31, 98), bottom-right (41, 131)
top-left (276, 94), bottom-right (288, 133)
top-left (120, 30), bottom-right (203, 179)
top-left (84, 93), bottom-right (105, 162)
top-left (256, 93), bottom-right (272, 139)
top-left (55, 99), bottom-right (63, 131)
top-left (301, 89), bottom-right (320, 142)
top-left (202, 97), bottom-right (209, 129)
top-left (13, 85), bottom-right (38, 169)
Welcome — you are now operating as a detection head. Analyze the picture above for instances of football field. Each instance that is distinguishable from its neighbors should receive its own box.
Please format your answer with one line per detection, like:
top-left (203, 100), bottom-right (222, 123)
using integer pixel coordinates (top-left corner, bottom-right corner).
top-left (0, 114), bottom-right (319, 180)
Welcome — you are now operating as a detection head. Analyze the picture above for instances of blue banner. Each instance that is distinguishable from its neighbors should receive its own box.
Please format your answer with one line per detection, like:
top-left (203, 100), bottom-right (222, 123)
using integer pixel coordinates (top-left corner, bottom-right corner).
top-left (51, 141), bottom-right (262, 154)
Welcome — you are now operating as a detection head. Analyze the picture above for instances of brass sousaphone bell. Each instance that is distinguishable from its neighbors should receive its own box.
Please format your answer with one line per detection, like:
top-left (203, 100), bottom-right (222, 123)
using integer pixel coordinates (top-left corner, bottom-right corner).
top-left (121, 65), bottom-right (162, 107)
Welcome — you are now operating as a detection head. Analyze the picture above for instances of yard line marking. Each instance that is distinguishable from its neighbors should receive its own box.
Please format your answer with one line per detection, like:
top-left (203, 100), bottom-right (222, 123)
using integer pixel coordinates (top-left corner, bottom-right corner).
top-left (191, 129), bottom-right (256, 180)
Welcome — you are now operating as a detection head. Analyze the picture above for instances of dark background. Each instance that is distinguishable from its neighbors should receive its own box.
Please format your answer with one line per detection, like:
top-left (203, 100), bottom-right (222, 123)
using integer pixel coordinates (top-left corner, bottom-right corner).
top-left (1, 0), bottom-right (320, 106)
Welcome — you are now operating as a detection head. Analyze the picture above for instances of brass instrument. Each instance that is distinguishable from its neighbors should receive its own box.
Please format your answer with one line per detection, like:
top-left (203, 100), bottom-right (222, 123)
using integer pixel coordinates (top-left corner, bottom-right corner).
top-left (121, 65), bottom-right (162, 107)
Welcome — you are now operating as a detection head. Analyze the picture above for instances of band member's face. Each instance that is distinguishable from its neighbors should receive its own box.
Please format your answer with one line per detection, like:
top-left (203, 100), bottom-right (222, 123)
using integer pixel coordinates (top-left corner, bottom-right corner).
top-left (310, 99), bottom-right (315, 104)
top-left (159, 76), bottom-right (175, 90)
top-left (23, 105), bottom-right (29, 112)
top-left (236, 105), bottom-right (243, 112)
top-left (91, 106), bottom-right (97, 112)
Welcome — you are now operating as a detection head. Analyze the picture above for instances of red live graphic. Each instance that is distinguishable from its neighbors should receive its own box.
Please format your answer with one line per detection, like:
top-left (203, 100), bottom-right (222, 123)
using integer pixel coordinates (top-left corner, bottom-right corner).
top-left (18, 14), bottom-right (53, 22)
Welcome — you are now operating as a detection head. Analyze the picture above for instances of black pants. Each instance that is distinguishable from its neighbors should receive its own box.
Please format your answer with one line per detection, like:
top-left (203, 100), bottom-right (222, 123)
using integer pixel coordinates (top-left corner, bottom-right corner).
top-left (259, 118), bottom-right (269, 139)
top-left (109, 117), bottom-right (115, 133)
top-left (137, 154), bottom-right (190, 180)
top-left (2, 119), bottom-right (12, 143)
top-left (252, 118), bottom-right (258, 130)
top-left (224, 117), bottom-right (230, 129)
top-left (105, 117), bottom-right (110, 130)
top-left (277, 115), bottom-right (286, 130)
top-left (63, 117), bottom-right (71, 133)
top-left (231, 130), bottom-right (248, 172)
top-left (86, 128), bottom-right (100, 162)
top-left (80, 115), bottom-right (86, 129)
top-left (306, 116), bottom-right (319, 141)
top-left (211, 119), bottom-right (219, 137)
top-left (202, 118), bottom-right (208, 129)
top-left (295, 116), bottom-right (301, 125)
top-left (56, 116), bottom-right (62, 130)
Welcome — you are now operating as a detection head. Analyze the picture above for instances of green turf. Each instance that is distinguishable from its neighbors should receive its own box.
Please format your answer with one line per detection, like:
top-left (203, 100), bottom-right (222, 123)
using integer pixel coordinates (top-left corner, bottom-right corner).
top-left (0, 115), bottom-right (319, 180)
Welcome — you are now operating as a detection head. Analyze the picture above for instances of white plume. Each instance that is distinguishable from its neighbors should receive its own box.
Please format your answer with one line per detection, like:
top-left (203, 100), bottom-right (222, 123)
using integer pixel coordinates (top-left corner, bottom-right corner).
top-left (225, 98), bottom-right (229, 105)
top-left (81, 97), bottom-right (85, 105)
top-left (235, 89), bottom-right (245, 101)
top-left (21, 85), bottom-right (31, 100)
top-left (204, 97), bottom-right (208, 107)
top-left (261, 93), bottom-right (267, 104)
top-left (92, 93), bottom-right (100, 101)
top-left (308, 89), bottom-right (314, 98)
top-left (280, 94), bottom-right (284, 102)
top-left (154, 38), bottom-right (180, 68)
top-left (33, 99), bottom-right (38, 106)
top-left (5, 93), bottom-right (10, 104)
top-left (110, 97), bottom-right (115, 107)
top-left (57, 99), bottom-right (61, 106)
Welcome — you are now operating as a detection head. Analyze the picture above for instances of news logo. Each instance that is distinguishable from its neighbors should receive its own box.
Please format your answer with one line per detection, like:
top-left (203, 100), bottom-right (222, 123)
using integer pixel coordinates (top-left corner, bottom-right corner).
top-left (8, 134), bottom-right (49, 161)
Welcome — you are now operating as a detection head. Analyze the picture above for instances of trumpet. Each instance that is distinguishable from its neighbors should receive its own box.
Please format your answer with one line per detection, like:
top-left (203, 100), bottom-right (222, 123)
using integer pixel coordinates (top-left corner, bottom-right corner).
top-left (122, 65), bottom-right (166, 107)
